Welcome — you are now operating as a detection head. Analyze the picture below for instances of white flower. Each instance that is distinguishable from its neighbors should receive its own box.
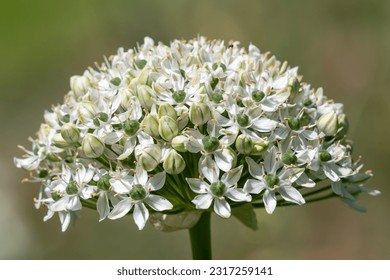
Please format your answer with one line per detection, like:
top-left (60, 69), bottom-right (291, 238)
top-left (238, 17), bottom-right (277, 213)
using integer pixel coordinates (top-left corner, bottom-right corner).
top-left (186, 159), bottom-right (250, 218)
top-left (244, 147), bottom-right (305, 214)
top-left (108, 166), bottom-right (173, 230)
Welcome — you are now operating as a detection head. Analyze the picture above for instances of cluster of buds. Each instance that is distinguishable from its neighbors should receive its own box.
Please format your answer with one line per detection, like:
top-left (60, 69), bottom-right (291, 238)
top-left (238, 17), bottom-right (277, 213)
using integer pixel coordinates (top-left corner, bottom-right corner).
top-left (15, 37), bottom-right (379, 231)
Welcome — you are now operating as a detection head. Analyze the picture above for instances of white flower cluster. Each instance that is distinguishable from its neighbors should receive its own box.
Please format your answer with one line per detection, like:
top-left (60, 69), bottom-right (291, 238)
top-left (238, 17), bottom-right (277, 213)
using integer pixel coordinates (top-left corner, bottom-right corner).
top-left (15, 37), bottom-right (379, 231)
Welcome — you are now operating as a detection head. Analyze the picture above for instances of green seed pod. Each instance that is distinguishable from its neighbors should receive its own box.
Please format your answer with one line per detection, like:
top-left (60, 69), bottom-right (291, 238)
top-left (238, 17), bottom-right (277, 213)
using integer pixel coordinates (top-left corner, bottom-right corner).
top-left (163, 149), bottom-right (186, 175)
top-left (159, 116), bottom-right (179, 142)
top-left (82, 134), bottom-right (105, 158)
top-left (61, 123), bottom-right (80, 144)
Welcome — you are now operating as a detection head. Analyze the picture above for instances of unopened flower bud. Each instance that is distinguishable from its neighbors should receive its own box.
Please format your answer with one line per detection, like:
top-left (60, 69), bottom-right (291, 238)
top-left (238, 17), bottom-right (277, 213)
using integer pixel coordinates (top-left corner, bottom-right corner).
top-left (52, 133), bottom-right (69, 148)
top-left (171, 135), bottom-right (188, 152)
top-left (163, 150), bottom-right (186, 174)
top-left (70, 75), bottom-right (89, 98)
top-left (189, 102), bottom-right (211, 126)
top-left (82, 134), bottom-right (105, 158)
top-left (137, 85), bottom-right (154, 109)
top-left (137, 144), bottom-right (162, 171)
top-left (252, 138), bottom-right (269, 156)
top-left (158, 103), bottom-right (177, 120)
top-left (159, 116), bottom-right (179, 142)
top-left (60, 123), bottom-right (80, 144)
top-left (235, 134), bottom-right (253, 155)
top-left (317, 110), bottom-right (339, 136)
top-left (142, 114), bottom-right (159, 138)
top-left (77, 101), bottom-right (97, 124)
top-left (336, 113), bottom-right (349, 139)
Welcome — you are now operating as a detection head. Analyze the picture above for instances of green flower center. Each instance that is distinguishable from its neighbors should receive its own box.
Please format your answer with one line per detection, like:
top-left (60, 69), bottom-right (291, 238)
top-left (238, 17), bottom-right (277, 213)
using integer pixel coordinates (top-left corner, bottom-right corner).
top-left (265, 174), bottom-right (279, 188)
top-left (210, 181), bottom-right (226, 197)
top-left (236, 114), bottom-right (250, 127)
top-left (97, 174), bottom-right (111, 191)
top-left (252, 90), bottom-right (265, 102)
top-left (66, 181), bottom-right (79, 195)
top-left (172, 90), bottom-right (186, 103)
top-left (123, 119), bottom-right (140, 136)
top-left (212, 89), bottom-right (224, 103)
top-left (129, 184), bottom-right (147, 200)
top-left (135, 59), bottom-right (147, 70)
top-left (287, 117), bottom-right (300, 130)
top-left (319, 150), bottom-right (332, 162)
top-left (202, 136), bottom-right (220, 153)
top-left (282, 150), bottom-right (297, 165)
top-left (110, 77), bottom-right (121, 86)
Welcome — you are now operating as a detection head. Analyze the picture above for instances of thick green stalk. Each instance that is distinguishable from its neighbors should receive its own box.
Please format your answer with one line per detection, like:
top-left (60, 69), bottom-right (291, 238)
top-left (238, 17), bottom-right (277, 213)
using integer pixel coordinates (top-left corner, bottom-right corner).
top-left (189, 211), bottom-right (212, 260)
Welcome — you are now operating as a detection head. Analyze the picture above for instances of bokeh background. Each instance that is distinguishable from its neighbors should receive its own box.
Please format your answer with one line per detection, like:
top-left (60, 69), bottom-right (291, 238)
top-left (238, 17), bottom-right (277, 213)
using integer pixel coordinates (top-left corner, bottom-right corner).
top-left (1, 0), bottom-right (389, 259)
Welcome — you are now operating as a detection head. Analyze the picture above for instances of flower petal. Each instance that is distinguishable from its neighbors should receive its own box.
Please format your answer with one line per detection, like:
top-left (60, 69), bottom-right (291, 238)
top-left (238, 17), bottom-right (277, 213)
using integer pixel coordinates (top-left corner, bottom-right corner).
top-left (252, 117), bottom-right (278, 132)
top-left (245, 157), bottom-right (263, 180)
top-left (200, 155), bottom-right (219, 183)
top-left (278, 186), bottom-right (305, 205)
top-left (186, 178), bottom-right (208, 194)
top-left (144, 194), bottom-right (173, 211)
top-left (221, 165), bottom-right (243, 186)
top-left (108, 198), bottom-right (132, 220)
top-left (148, 171), bottom-right (166, 191)
top-left (192, 194), bottom-right (213, 209)
top-left (225, 188), bottom-right (251, 202)
top-left (263, 190), bottom-right (277, 214)
top-left (214, 199), bottom-right (231, 218)
top-left (133, 203), bottom-right (149, 230)
top-left (243, 179), bottom-right (266, 194)
top-left (97, 192), bottom-right (110, 221)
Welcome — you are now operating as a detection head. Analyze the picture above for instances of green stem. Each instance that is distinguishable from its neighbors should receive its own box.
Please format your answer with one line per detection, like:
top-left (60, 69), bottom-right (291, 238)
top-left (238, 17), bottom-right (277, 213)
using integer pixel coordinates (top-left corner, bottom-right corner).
top-left (189, 211), bottom-right (212, 260)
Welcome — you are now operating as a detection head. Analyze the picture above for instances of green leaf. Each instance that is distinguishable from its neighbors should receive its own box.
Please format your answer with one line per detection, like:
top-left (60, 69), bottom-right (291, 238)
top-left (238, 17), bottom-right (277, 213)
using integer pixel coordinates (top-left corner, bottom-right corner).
top-left (232, 203), bottom-right (258, 230)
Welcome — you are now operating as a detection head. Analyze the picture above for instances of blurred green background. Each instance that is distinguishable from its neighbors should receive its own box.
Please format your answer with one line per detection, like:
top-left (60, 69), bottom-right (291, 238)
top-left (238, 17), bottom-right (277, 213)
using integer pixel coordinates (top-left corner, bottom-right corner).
top-left (1, 0), bottom-right (389, 259)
